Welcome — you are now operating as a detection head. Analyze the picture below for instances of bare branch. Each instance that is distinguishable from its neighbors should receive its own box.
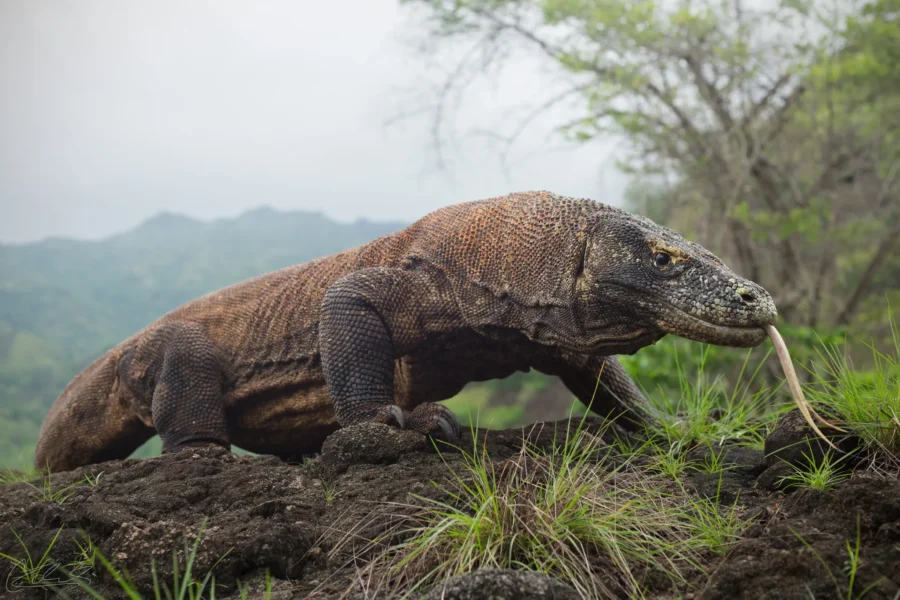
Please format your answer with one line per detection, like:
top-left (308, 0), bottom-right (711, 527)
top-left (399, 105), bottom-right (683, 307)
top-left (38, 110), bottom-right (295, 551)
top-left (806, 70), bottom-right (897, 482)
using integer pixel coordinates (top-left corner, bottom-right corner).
top-left (742, 72), bottom-right (794, 126)
top-left (683, 54), bottom-right (735, 130)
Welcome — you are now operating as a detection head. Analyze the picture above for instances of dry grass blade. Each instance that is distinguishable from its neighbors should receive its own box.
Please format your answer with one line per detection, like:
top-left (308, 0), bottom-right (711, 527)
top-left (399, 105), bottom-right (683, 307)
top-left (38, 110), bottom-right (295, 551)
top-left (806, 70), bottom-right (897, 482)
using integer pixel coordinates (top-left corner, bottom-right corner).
top-left (764, 324), bottom-right (845, 451)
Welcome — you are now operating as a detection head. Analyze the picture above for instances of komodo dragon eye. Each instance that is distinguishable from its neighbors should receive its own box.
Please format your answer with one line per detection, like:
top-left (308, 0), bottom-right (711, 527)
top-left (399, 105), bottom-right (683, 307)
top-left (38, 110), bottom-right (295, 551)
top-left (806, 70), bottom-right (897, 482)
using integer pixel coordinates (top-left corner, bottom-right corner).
top-left (653, 252), bottom-right (672, 267)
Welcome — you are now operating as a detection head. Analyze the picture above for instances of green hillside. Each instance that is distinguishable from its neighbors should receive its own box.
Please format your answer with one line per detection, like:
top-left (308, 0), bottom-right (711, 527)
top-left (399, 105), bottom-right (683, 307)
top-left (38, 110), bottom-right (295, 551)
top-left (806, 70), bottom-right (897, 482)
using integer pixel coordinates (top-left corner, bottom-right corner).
top-left (0, 208), bottom-right (407, 468)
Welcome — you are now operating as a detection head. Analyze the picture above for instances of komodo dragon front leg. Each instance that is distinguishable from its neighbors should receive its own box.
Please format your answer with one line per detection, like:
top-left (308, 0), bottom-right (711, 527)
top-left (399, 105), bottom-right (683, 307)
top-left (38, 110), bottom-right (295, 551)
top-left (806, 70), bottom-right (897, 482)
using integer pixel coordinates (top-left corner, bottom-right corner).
top-left (319, 266), bottom-right (463, 441)
top-left (542, 353), bottom-right (664, 433)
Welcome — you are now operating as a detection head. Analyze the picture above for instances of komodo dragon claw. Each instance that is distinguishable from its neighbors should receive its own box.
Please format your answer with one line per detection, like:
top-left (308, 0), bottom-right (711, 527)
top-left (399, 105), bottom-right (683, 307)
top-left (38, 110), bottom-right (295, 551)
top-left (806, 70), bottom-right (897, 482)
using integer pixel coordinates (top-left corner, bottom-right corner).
top-left (406, 402), bottom-right (462, 442)
top-left (436, 417), bottom-right (458, 442)
top-left (388, 405), bottom-right (406, 429)
top-left (374, 403), bottom-right (460, 442)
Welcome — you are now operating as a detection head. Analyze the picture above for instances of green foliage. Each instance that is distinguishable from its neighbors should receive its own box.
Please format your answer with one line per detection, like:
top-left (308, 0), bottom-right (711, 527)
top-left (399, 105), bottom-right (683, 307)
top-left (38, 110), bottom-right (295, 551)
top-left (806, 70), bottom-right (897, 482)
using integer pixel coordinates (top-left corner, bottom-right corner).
top-left (441, 369), bottom-right (578, 431)
top-left (823, 0), bottom-right (900, 95)
top-left (0, 466), bottom-right (41, 485)
top-left (688, 444), bottom-right (740, 476)
top-left (0, 519), bottom-right (273, 600)
top-left (23, 474), bottom-right (92, 504)
top-left (0, 527), bottom-right (96, 592)
top-left (626, 339), bottom-right (783, 451)
top-left (345, 416), bottom-right (767, 598)
top-left (682, 482), bottom-right (744, 554)
top-left (236, 572), bottom-right (274, 600)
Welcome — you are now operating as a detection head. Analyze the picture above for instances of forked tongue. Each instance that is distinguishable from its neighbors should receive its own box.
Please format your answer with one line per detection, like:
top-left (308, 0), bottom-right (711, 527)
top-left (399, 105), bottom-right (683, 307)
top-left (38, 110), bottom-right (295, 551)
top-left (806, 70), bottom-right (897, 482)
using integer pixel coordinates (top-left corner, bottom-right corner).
top-left (763, 324), bottom-right (846, 451)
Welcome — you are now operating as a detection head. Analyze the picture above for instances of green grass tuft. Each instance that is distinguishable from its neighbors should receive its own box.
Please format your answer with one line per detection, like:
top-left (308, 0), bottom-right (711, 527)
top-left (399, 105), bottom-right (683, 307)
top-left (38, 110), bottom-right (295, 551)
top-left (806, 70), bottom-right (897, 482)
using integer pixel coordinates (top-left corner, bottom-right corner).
top-left (776, 446), bottom-right (853, 492)
top-left (680, 473), bottom-right (746, 554)
top-left (645, 343), bottom-right (784, 453)
top-left (0, 526), bottom-right (65, 589)
top-left (349, 420), bottom-right (725, 599)
top-left (803, 311), bottom-right (900, 466)
top-left (23, 473), bottom-right (97, 504)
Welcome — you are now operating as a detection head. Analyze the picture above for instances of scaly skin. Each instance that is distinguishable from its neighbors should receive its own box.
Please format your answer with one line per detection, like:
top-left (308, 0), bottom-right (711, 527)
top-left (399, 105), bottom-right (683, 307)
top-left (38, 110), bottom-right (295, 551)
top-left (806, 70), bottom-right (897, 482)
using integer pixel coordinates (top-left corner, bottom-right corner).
top-left (34, 191), bottom-right (777, 472)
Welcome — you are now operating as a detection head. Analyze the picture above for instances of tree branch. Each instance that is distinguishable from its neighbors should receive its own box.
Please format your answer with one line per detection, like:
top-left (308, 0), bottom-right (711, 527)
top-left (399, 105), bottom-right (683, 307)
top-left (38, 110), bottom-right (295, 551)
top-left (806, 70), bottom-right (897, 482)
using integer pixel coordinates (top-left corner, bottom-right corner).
top-left (835, 211), bottom-right (900, 325)
top-left (742, 73), bottom-right (794, 127)
top-left (683, 54), bottom-right (735, 130)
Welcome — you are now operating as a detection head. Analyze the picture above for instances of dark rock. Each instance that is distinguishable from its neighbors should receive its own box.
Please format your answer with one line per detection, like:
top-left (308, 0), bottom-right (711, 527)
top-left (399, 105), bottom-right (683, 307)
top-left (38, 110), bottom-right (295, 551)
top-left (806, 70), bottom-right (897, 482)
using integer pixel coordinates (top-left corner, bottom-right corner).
top-left (1, 418), bottom-right (897, 600)
top-left (689, 472), bottom-right (747, 504)
top-left (423, 568), bottom-right (579, 600)
top-left (754, 461), bottom-right (798, 492)
top-left (307, 422), bottom-right (428, 479)
top-left (764, 409), bottom-right (860, 469)
top-left (700, 477), bottom-right (900, 600)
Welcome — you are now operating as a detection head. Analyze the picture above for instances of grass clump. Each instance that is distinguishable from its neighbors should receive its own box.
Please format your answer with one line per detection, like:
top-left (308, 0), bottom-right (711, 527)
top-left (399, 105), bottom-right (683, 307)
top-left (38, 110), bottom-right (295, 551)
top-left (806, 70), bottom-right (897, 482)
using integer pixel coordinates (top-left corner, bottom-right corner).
top-left (687, 443), bottom-right (740, 476)
top-left (352, 421), bottom-right (720, 599)
top-left (0, 526), bottom-right (65, 590)
top-left (0, 527), bottom-right (96, 592)
top-left (24, 473), bottom-right (97, 504)
top-left (803, 312), bottom-right (900, 466)
top-left (683, 494), bottom-right (743, 554)
top-left (646, 443), bottom-right (689, 480)
top-left (777, 447), bottom-right (853, 492)
top-left (645, 344), bottom-right (783, 454)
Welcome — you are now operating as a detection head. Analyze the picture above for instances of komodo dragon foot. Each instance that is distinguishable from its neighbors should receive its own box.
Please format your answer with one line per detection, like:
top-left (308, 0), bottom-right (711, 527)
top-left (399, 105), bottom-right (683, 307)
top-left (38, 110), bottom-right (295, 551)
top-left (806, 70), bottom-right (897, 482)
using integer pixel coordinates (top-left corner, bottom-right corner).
top-left (372, 403), bottom-right (462, 443)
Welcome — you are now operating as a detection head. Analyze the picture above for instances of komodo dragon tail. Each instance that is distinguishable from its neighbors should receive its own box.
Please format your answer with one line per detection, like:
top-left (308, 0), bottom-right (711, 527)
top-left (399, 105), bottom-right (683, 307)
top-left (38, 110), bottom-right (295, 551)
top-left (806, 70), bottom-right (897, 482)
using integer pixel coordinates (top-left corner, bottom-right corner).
top-left (34, 351), bottom-right (154, 472)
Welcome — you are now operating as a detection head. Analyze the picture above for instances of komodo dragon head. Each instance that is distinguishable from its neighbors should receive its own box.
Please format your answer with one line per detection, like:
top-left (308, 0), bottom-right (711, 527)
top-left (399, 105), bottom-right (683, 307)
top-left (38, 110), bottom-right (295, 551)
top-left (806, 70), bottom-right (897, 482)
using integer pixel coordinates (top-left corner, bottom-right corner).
top-left (584, 207), bottom-right (843, 449)
top-left (585, 210), bottom-right (777, 348)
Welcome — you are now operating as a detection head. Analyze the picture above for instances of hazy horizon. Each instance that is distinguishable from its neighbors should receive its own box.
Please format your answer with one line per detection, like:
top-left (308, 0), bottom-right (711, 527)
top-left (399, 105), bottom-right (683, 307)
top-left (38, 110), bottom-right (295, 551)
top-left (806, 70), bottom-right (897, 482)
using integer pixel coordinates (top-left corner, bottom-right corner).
top-left (0, 0), bottom-right (628, 245)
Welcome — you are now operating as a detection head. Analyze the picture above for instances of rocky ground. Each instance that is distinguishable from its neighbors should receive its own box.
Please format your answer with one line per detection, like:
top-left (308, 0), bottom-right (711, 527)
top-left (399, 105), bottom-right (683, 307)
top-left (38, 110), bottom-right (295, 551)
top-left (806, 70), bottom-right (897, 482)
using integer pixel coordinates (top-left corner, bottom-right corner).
top-left (1, 414), bottom-right (898, 600)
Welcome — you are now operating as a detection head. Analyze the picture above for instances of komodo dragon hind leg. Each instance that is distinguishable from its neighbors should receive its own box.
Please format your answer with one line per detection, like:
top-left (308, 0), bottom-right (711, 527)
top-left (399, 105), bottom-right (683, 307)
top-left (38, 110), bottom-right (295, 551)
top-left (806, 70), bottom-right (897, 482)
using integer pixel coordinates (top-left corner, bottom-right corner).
top-left (319, 267), bottom-right (462, 442)
top-left (146, 323), bottom-right (231, 454)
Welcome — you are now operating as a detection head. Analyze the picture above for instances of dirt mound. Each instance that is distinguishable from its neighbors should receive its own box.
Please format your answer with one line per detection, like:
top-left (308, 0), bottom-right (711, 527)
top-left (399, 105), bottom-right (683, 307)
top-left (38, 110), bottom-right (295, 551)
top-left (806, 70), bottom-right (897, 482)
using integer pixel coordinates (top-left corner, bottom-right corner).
top-left (0, 416), bottom-right (897, 599)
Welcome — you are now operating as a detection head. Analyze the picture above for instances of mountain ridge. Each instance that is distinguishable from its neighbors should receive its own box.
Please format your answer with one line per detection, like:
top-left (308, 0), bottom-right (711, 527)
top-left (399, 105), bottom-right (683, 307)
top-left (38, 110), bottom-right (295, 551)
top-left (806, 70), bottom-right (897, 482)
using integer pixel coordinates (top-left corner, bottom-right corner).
top-left (1, 204), bottom-right (407, 249)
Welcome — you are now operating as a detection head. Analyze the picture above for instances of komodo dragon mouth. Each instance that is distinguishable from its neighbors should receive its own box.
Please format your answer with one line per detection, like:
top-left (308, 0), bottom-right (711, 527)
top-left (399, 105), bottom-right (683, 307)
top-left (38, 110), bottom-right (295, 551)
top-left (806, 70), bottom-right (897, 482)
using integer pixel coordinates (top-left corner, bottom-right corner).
top-left (654, 303), bottom-right (770, 347)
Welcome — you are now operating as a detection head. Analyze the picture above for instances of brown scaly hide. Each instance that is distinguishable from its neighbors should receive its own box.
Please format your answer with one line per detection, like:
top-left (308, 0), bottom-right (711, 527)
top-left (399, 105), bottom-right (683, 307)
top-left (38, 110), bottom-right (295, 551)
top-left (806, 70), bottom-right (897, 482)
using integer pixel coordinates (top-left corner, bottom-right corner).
top-left (35, 191), bottom-right (777, 471)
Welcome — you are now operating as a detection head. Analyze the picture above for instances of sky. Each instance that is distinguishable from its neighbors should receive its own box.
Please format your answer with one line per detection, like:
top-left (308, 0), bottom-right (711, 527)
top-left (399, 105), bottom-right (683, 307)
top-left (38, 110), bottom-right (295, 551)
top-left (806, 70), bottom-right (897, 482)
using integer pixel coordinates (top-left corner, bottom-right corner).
top-left (0, 0), bottom-right (628, 245)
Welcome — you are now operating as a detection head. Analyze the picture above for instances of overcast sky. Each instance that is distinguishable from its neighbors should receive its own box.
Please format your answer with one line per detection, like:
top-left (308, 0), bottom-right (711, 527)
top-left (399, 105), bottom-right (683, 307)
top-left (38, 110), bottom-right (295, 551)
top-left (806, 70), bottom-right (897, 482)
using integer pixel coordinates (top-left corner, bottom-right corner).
top-left (0, 1), bottom-right (627, 245)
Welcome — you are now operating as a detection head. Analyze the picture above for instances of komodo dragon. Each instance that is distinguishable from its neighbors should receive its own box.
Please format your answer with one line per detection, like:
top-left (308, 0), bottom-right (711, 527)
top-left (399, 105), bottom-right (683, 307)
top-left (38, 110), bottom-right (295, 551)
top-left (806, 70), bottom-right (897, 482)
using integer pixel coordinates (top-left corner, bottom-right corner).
top-left (35, 191), bottom-right (778, 472)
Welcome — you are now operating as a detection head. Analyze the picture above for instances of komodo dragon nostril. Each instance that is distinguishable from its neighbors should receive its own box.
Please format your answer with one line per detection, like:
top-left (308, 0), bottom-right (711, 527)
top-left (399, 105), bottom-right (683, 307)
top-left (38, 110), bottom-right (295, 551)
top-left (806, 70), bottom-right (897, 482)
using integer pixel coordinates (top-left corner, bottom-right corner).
top-left (736, 287), bottom-right (755, 304)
